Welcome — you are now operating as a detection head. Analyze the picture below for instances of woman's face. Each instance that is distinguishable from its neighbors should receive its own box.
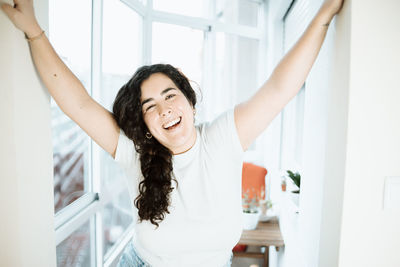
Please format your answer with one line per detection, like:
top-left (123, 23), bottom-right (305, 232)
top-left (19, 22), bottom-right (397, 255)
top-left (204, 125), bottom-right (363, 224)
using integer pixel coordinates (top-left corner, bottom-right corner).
top-left (140, 73), bottom-right (196, 154)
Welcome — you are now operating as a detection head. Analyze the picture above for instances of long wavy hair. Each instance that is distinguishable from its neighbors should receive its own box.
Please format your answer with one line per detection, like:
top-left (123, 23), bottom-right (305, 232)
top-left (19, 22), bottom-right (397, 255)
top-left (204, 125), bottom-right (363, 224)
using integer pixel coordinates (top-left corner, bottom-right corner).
top-left (112, 64), bottom-right (197, 228)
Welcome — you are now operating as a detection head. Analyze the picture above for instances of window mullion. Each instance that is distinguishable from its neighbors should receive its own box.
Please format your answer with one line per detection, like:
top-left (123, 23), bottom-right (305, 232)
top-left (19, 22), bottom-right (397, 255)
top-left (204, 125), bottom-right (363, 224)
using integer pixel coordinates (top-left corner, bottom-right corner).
top-left (143, 0), bottom-right (153, 64)
top-left (91, 0), bottom-right (104, 266)
top-left (120, 0), bottom-right (146, 16)
top-left (151, 10), bottom-right (210, 31)
top-left (55, 195), bottom-right (100, 245)
top-left (213, 21), bottom-right (262, 39)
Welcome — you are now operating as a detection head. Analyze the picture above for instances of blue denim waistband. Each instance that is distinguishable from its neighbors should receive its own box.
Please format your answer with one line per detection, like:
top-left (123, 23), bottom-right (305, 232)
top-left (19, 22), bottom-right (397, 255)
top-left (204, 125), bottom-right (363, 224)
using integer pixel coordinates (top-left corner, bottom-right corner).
top-left (117, 241), bottom-right (233, 267)
top-left (117, 241), bottom-right (150, 267)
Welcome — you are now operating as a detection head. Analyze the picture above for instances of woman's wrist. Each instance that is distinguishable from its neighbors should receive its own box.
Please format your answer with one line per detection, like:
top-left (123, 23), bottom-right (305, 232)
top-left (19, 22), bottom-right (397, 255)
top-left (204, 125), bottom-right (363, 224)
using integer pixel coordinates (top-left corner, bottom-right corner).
top-left (318, 1), bottom-right (343, 25)
top-left (25, 23), bottom-right (43, 39)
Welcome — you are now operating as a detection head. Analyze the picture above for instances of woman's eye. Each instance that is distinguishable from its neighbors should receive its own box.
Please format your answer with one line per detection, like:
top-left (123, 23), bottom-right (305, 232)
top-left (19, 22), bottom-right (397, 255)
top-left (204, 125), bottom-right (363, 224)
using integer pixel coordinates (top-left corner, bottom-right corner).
top-left (166, 94), bottom-right (175, 100)
top-left (145, 105), bottom-right (155, 112)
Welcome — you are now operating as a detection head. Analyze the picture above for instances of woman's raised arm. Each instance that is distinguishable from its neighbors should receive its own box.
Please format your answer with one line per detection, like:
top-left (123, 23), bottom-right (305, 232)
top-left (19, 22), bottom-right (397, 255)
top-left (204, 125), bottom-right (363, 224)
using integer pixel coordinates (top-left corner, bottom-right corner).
top-left (2, 0), bottom-right (120, 158)
top-left (234, 0), bottom-right (344, 151)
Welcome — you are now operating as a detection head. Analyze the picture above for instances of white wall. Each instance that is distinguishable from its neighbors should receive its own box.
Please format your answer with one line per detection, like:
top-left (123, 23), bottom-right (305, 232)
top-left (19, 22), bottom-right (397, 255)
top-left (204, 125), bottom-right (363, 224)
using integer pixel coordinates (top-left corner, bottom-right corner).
top-left (338, 0), bottom-right (400, 266)
top-left (0, 1), bottom-right (56, 266)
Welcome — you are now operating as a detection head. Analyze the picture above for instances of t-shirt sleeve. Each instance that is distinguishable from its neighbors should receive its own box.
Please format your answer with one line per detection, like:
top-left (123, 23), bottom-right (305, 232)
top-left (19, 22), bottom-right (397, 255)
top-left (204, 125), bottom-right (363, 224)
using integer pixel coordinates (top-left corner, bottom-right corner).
top-left (203, 108), bottom-right (244, 160)
top-left (114, 128), bottom-right (138, 171)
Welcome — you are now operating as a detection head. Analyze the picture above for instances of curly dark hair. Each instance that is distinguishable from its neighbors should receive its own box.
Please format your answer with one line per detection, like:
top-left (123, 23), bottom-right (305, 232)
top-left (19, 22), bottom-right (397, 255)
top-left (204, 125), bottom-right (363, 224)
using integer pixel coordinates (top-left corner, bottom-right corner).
top-left (112, 64), bottom-right (197, 228)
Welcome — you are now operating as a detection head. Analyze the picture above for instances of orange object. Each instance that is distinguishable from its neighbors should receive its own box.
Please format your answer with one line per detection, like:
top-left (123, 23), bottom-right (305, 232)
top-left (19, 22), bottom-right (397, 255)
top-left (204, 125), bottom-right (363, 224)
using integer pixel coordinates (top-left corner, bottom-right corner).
top-left (242, 162), bottom-right (268, 201)
top-left (281, 183), bottom-right (286, 192)
top-left (232, 244), bottom-right (247, 252)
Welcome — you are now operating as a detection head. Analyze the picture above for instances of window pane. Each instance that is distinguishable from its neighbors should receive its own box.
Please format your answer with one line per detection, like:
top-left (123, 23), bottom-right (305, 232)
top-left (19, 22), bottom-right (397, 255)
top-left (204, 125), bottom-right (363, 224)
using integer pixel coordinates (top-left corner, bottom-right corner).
top-left (216, 0), bottom-right (259, 27)
top-left (102, 0), bottom-right (142, 111)
top-left (100, 0), bottom-right (140, 230)
top-left (49, 0), bottom-right (92, 214)
top-left (153, 0), bottom-right (210, 18)
top-left (100, 1), bottom-right (138, 258)
top-left (152, 22), bottom-right (204, 92)
top-left (152, 23), bottom-right (205, 120)
top-left (103, 190), bottom-right (134, 256)
top-left (295, 86), bottom-right (305, 165)
top-left (57, 220), bottom-right (92, 267)
top-left (214, 33), bottom-right (259, 116)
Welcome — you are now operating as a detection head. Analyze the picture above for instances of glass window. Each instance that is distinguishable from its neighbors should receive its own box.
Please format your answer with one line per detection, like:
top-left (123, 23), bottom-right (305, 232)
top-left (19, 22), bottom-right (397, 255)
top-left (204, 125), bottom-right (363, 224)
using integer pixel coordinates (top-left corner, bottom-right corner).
top-left (279, 86), bottom-right (305, 170)
top-left (152, 22), bottom-right (205, 121)
top-left (152, 22), bottom-right (204, 92)
top-left (216, 0), bottom-right (259, 27)
top-left (100, 0), bottom-right (140, 257)
top-left (101, 0), bottom-right (141, 194)
top-left (56, 220), bottom-right (93, 267)
top-left (103, 190), bottom-right (134, 256)
top-left (153, 0), bottom-right (210, 18)
top-left (49, 0), bottom-right (92, 214)
top-left (100, 0), bottom-right (141, 205)
top-left (102, 0), bottom-right (142, 111)
top-left (214, 33), bottom-right (259, 115)
top-left (294, 86), bottom-right (305, 165)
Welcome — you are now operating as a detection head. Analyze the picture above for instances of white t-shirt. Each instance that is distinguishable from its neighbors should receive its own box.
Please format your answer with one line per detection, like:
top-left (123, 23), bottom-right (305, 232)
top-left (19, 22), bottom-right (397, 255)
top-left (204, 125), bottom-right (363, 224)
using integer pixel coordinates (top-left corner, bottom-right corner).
top-left (114, 109), bottom-right (244, 267)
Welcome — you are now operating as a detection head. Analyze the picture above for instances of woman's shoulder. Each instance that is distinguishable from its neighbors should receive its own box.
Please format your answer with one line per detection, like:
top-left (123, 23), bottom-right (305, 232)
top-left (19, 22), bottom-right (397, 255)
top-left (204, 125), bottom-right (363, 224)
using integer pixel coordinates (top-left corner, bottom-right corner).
top-left (114, 128), bottom-right (139, 170)
top-left (196, 109), bottom-right (236, 145)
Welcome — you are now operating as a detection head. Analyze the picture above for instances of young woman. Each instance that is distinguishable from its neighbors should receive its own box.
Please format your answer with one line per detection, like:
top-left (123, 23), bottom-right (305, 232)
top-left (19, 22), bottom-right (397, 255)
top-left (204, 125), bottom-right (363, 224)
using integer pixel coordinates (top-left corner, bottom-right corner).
top-left (2, 0), bottom-right (344, 266)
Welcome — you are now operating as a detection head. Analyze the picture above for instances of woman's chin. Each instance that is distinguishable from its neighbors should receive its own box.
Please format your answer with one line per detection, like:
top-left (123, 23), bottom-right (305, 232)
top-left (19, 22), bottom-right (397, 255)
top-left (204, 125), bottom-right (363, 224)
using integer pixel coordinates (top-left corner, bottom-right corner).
top-left (158, 128), bottom-right (196, 154)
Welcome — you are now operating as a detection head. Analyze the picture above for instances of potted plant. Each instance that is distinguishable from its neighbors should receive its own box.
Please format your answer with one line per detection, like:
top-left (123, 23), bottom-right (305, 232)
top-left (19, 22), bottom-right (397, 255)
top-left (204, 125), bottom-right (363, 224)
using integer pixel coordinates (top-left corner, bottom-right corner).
top-left (286, 170), bottom-right (301, 205)
top-left (260, 199), bottom-right (273, 216)
top-left (242, 189), bottom-right (261, 230)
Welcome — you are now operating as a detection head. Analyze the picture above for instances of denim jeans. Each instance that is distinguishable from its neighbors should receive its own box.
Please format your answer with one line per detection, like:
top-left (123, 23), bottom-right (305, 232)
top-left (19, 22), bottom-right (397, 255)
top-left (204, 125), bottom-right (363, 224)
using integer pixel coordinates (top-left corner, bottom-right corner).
top-left (117, 241), bottom-right (233, 267)
top-left (117, 241), bottom-right (150, 267)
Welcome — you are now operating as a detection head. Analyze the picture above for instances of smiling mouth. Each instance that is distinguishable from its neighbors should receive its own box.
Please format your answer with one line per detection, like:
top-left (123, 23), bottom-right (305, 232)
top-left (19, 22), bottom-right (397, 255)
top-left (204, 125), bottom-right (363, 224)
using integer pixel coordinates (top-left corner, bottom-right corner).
top-left (163, 117), bottom-right (182, 130)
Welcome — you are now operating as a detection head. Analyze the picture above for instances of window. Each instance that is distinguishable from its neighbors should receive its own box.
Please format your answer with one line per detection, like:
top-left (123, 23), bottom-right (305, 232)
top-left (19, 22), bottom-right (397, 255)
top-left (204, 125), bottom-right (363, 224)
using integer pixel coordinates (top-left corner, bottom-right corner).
top-left (215, 33), bottom-right (259, 117)
top-left (152, 22), bottom-right (205, 92)
top-left (50, 0), bottom-right (92, 215)
top-left (153, 0), bottom-right (210, 18)
top-left (50, 0), bottom-right (141, 265)
top-left (50, 0), bottom-right (265, 265)
top-left (279, 0), bottom-right (312, 171)
top-left (56, 219), bottom-right (93, 267)
top-left (216, 0), bottom-right (261, 27)
top-left (149, 0), bottom-right (264, 123)
top-left (100, 0), bottom-right (142, 258)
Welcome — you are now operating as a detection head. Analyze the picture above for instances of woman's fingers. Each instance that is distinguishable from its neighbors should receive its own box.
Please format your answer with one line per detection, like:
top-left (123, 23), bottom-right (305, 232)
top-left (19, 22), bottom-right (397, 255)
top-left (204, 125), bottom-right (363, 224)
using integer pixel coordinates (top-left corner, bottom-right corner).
top-left (1, 0), bottom-right (41, 36)
top-left (1, 3), bottom-right (19, 24)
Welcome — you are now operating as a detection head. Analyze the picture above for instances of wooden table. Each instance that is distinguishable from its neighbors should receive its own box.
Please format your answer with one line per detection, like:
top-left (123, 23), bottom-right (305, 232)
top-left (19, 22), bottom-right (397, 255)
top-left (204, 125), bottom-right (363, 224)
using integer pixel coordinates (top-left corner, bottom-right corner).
top-left (233, 217), bottom-right (284, 267)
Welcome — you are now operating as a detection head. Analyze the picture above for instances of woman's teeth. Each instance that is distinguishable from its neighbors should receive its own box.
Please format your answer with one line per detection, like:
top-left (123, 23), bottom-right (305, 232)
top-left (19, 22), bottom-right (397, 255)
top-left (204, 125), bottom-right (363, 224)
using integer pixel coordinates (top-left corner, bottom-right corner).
top-left (163, 117), bottom-right (181, 129)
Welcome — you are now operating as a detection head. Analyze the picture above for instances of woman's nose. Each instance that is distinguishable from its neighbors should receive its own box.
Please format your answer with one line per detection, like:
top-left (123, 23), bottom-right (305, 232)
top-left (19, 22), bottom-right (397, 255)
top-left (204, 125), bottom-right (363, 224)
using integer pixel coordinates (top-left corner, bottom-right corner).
top-left (160, 106), bottom-right (172, 117)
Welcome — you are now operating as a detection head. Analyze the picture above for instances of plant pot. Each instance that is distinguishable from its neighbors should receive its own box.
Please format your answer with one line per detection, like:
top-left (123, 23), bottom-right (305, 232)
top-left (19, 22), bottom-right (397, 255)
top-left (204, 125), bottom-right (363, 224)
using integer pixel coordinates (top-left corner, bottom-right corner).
top-left (242, 210), bottom-right (261, 230)
top-left (291, 192), bottom-right (299, 206)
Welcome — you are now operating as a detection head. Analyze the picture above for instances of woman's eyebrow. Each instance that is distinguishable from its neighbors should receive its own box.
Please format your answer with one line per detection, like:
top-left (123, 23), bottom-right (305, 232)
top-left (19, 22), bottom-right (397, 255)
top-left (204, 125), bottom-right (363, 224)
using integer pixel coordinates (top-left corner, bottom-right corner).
top-left (161, 87), bottom-right (176, 95)
top-left (141, 87), bottom-right (177, 106)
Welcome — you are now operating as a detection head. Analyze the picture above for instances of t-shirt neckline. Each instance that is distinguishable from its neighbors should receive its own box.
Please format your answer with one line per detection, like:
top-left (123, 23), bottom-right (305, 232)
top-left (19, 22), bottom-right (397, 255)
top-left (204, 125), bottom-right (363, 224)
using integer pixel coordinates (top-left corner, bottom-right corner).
top-left (172, 127), bottom-right (200, 169)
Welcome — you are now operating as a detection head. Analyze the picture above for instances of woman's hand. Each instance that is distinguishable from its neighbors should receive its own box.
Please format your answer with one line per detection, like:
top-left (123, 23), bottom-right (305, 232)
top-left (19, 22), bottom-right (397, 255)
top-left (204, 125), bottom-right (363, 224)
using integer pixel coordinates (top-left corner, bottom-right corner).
top-left (1, 0), bottom-right (42, 37)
